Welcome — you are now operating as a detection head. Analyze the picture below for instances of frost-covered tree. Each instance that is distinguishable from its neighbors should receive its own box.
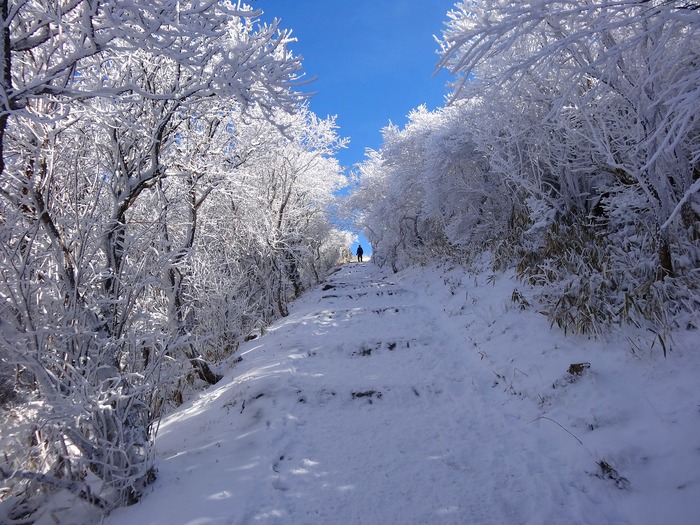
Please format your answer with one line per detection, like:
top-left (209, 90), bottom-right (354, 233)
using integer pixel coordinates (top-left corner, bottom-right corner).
top-left (436, 0), bottom-right (700, 330)
top-left (0, 1), bottom-right (321, 515)
top-left (353, 0), bottom-right (699, 331)
top-left (439, 0), bottom-right (700, 273)
top-left (352, 104), bottom-right (510, 272)
top-left (189, 104), bottom-right (348, 349)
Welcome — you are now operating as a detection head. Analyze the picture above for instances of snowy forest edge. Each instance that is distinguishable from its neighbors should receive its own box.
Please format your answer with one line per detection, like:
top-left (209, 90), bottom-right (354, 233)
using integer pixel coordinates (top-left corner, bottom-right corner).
top-left (349, 0), bottom-right (700, 336)
top-left (0, 1), bottom-right (353, 517)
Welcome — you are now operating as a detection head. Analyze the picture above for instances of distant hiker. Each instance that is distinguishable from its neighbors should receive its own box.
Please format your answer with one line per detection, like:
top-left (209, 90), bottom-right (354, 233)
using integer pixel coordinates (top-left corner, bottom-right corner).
top-left (356, 245), bottom-right (364, 263)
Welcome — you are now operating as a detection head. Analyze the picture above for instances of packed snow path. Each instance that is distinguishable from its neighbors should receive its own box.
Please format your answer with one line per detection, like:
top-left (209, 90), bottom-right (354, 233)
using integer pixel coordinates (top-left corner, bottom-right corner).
top-left (106, 263), bottom-right (700, 525)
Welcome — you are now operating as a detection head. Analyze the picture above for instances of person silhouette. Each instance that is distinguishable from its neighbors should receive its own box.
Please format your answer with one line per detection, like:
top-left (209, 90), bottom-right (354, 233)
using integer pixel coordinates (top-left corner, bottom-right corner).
top-left (356, 245), bottom-right (364, 263)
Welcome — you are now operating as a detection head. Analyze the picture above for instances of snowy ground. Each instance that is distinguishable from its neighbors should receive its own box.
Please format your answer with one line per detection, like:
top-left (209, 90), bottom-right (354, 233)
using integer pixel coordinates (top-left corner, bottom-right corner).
top-left (94, 262), bottom-right (700, 524)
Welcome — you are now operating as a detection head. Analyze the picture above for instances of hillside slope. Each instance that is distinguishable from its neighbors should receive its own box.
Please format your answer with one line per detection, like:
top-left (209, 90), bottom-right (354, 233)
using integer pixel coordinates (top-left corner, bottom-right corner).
top-left (101, 262), bottom-right (699, 525)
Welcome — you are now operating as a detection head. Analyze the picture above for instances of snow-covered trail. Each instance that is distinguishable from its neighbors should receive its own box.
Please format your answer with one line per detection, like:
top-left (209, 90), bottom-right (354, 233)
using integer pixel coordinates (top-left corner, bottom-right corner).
top-left (223, 262), bottom-right (570, 524)
top-left (106, 262), bottom-right (699, 525)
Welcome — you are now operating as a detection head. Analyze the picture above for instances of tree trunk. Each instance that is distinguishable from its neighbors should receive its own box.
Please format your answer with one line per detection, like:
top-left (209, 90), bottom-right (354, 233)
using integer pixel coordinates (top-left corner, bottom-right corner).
top-left (168, 266), bottom-right (221, 385)
top-left (656, 229), bottom-right (674, 281)
top-left (0, 0), bottom-right (11, 177)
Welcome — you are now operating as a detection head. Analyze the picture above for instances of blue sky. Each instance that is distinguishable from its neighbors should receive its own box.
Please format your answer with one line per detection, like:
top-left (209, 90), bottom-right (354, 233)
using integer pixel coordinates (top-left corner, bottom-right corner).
top-left (256, 1), bottom-right (458, 255)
